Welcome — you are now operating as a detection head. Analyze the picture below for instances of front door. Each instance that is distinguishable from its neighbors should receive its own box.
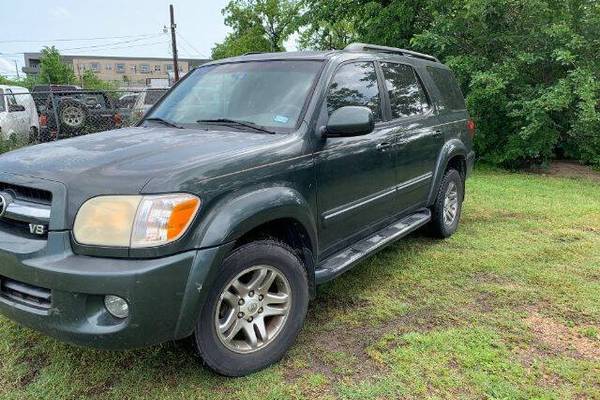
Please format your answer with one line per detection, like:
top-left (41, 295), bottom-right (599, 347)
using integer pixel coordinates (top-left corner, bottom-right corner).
top-left (379, 62), bottom-right (442, 211)
top-left (315, 61), bottom-right (398, 257)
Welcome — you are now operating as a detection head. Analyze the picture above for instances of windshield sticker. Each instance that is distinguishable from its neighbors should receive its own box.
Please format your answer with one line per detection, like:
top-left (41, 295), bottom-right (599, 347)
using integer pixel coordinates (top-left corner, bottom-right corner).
top-left (273, 115), bottom-right (289, 124)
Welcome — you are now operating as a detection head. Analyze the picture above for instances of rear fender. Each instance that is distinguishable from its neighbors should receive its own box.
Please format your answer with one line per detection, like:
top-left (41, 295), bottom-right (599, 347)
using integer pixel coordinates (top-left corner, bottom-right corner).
top-left (427, 139), bottom-right (467, 205)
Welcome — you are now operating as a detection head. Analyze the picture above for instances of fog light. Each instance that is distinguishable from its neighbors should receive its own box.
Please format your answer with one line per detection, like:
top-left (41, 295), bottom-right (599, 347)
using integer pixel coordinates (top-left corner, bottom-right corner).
top-left (104, 295), bottom-right (129, 319)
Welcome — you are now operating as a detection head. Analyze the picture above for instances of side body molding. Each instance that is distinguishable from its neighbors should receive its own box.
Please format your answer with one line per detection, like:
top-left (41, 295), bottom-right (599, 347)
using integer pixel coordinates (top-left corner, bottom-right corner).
top-left (426, 139), bottom-right (468, 205)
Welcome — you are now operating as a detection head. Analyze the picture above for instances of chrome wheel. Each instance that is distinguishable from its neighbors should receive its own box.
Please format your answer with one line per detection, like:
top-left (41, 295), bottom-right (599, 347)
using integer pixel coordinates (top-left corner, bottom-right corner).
top-left (215, 265), bottom-right (291, 354)
top-left (61, 106), bottom-right (85, 127)
top-left (443, 181), bottom-right (459, 226)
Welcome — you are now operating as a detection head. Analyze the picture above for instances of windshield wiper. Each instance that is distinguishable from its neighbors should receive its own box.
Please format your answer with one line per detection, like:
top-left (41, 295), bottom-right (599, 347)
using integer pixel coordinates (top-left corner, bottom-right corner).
top-left (197, 118), bottom-right (275, 134)
top-left (144, 117), bottom-right (183, 129)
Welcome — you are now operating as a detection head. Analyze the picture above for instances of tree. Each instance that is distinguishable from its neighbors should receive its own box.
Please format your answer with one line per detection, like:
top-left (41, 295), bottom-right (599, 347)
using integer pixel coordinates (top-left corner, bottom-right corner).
top-left (80, 69), bottom-right (116, 91)
top-left (212, 0), bottom-right (302, 59)
top-left (294, 0), bottom-right (600, 168)
top-left (38, 46), bottom-right (76, 85)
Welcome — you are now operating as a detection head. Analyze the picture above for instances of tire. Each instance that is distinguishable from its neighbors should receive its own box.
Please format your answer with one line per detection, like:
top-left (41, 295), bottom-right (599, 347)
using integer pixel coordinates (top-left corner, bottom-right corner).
top-left (58, 100), bottom-right (88, 134)
top-left (193, 240), bottom-right (309, 377)
top-left (429, 168), bottom-right (464, 238)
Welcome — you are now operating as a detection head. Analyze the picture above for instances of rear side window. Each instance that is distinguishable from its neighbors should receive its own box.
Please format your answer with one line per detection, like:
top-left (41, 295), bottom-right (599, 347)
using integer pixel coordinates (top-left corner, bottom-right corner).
top-left (381, 62), bottom-right (430, 119)
top-left (0, 89), bottom-right (5, 112)
top-left (327, 62), bottom-right (382, 122)
top-left (427, 67), bottom-right (466, 111)
top-left (5, 89), bottom-right (18, 107)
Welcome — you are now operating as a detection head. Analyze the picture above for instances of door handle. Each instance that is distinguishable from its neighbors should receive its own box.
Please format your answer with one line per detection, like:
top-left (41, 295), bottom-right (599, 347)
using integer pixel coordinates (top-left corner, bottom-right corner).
top-left (376, 142), bottom-right (393, 151)
top-left (433, 129), bottom-right (443, 136)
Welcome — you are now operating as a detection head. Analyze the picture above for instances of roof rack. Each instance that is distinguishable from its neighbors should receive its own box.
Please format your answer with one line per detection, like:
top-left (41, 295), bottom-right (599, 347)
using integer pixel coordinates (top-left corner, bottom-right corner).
top-left (343, 43), bottom-right (439, 63)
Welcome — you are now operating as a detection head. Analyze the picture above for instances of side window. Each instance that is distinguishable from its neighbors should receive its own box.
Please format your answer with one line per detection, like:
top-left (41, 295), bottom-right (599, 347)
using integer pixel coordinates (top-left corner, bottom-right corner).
top-left (381, 62), bottom-right (430, 119)
top-left (426, 67), bottom-right (466, 111)
top-left (5, 89), bottom-right (18, 107)
top-left (327, 62), bottom-right (382, 122)
top-left (0, 89), bottom-right (5, 112)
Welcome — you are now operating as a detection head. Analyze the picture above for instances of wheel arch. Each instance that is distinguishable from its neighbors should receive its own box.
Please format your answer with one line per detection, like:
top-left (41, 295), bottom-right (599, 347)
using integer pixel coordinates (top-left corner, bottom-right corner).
top-left (427, 139), bottom-right (468, 205)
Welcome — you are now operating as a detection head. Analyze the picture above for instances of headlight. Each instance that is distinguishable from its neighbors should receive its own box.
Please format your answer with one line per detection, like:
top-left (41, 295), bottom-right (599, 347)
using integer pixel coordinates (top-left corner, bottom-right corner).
top-left (73, 194), bottom-right (200, 248)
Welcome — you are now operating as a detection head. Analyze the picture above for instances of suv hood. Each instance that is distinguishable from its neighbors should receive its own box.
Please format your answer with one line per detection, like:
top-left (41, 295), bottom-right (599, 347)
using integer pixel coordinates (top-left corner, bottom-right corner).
top-left (0, 126), bottom-right (286, 195)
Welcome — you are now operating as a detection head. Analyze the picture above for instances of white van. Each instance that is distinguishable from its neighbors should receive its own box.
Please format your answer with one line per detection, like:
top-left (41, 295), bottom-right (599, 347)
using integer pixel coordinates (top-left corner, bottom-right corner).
top-left (0, 85), bottom-right (39, 141)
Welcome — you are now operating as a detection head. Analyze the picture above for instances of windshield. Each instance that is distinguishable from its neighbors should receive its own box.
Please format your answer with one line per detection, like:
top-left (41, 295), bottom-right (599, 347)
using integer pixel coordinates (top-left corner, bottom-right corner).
top-left (146, 60), bottom-right (323, 131)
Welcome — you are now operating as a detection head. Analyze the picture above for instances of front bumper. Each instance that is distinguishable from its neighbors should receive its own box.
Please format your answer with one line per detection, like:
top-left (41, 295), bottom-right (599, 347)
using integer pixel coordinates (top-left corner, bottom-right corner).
top-left (0, 230), bottom-right (225, 350)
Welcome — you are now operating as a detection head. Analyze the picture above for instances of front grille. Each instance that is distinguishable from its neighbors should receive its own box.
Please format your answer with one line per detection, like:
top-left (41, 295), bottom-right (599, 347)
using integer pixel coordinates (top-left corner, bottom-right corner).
top-left (0, 277), bottom-right (52, 310)
top-left (0, 182), bottom-right (52, 205)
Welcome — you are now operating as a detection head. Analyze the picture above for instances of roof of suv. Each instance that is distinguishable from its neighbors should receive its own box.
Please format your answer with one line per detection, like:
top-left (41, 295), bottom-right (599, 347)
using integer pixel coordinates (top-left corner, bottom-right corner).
top-left (206, 43), bottom-right (441, 66)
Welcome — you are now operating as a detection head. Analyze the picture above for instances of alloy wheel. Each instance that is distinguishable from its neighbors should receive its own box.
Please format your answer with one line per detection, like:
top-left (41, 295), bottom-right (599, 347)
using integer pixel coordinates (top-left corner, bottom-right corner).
top-left (443, 181), bottom-right (459, 226)
top-left (215, 265), bottom-right (291, 354)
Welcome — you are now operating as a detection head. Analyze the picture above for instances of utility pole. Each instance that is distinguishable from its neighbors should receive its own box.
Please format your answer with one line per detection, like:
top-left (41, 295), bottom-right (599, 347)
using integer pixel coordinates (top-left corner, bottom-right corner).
top-left (14, 60), bottom-right (20, 80)
top-left (169, 4), bottom-right (180, 82)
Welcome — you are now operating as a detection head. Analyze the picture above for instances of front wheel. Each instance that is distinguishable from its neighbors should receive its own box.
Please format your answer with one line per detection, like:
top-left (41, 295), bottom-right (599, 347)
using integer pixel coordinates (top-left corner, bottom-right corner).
top-left (429, 168), bottom-right (464, 238)
top-left (193, 240), bottom-right (309, 377)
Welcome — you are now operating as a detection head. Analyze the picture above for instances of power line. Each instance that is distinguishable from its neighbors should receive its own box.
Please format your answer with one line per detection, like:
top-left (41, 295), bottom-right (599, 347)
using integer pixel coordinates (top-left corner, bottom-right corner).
top-left (176, 31), bottom-right (208, 58)
top-left (0, 33), bottom-right (159, 44)
top-left (1, 37), bottom-right (169, 56)
top-left (58, 34), bottom-right (164, 52)
top-left (62, 40), bottom-right (170, 53)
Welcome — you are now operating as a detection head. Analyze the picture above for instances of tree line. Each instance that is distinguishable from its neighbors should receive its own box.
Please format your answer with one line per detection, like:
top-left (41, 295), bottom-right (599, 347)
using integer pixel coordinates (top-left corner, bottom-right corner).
top-left (212, 0), bottom-right (600, 169)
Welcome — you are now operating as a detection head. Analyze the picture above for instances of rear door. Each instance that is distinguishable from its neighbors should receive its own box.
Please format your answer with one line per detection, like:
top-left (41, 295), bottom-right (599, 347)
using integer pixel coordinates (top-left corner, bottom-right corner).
top-left (379, 61), bottom-right (442, 211)
top-left (315, 61), bottom-right (398, 256)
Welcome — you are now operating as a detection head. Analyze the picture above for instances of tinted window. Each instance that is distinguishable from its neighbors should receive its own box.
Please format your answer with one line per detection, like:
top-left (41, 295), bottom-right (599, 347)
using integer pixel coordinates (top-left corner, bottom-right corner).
top-left (0, 89), bottom-right (5, 112)
top-left (427, 67), bottom-right (466, 111)
top-left (381, 63), bottom-right (430, 119)
top-left (327, 62), bottom-right (381, 122)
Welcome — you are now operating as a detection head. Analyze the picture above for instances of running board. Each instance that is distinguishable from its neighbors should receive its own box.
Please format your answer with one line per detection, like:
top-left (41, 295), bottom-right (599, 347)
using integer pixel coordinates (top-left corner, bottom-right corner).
top-left (315, 209), bottom-right (431, 284)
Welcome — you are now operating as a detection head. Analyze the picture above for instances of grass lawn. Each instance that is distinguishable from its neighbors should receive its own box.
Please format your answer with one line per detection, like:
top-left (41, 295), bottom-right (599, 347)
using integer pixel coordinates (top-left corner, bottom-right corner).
top-left (0, 167), bottom-right (599, 399)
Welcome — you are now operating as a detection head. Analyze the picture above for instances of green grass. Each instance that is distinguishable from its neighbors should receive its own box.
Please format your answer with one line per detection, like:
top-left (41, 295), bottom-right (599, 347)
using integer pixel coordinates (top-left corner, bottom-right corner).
top-left (1, 167), bottom-right (599, 399)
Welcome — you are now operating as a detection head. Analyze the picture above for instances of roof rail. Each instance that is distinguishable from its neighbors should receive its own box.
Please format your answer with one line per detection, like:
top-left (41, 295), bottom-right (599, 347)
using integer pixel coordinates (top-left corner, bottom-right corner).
top-left (242, 51), bottom-right (264, 56)
top-left (343, 43), bottom-right (440, 63)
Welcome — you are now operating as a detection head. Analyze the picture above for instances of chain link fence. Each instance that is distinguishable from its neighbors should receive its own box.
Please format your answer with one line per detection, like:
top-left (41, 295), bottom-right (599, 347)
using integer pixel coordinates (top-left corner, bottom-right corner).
top-left (0, 87), bottom-right (169, 153)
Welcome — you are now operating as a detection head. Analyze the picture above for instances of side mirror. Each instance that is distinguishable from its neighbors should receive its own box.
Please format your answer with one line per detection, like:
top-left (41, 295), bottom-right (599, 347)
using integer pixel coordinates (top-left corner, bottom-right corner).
top-left (324, 106), bottom-right (374, 137)
top-left (9, 104), bottom-right (25, 112)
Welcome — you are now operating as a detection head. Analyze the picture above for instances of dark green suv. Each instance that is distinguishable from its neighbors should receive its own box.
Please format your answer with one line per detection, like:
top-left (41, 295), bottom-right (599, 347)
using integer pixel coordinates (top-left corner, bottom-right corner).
top-left (0, 43), bottom-right (474, 377)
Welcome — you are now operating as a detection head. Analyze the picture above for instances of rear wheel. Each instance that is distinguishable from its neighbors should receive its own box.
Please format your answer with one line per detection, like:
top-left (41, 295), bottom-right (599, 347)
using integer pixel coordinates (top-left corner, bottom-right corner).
top-left (193, 240), bottom-right (308, 377)
top-left (429, 169), bottom-right (464, 238)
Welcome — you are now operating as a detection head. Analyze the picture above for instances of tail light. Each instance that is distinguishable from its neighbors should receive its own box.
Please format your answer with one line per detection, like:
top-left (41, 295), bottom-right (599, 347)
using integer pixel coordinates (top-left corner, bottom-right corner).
top-left (39, 114), bottom-right (48, 128)
top-left (467, 118), bottom-right (476, 139)
top-left (113, 112), bottom-right (123, 127)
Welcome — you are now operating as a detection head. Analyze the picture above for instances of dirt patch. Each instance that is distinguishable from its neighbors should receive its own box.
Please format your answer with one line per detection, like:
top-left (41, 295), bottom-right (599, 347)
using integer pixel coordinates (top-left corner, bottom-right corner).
top-left (525, 312), bottom-right (600, 360)
top-left (530, 161), bottom-right (600, 182)
top-left (18, 352), bottom-right (49, 387)
top-left (283, 304), bottom-right (457, 386)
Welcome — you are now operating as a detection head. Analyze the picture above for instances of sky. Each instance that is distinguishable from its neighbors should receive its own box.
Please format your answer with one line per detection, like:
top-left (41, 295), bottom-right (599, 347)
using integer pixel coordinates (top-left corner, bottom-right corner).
top-left (0, 0), bottom-right (237, 77)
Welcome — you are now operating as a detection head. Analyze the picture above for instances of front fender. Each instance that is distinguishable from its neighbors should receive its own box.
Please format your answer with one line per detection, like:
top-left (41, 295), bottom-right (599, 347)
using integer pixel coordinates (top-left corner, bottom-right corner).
top-left (173, 186), bottom-right (317, 337)
top-left (195, 185), bottom-right (317, 252)
top-left (426, 139), bottom-right (468, 205)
